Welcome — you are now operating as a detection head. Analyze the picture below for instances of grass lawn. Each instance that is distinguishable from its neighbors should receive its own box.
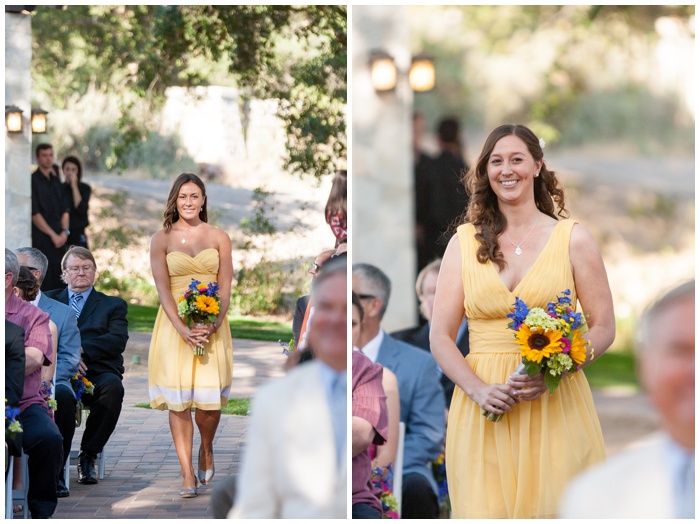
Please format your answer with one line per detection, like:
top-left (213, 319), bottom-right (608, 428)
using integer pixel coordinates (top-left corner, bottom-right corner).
top-left (127, 304), bottom-right (292, 342)
top-left (584, 350), bottom-right (638, 390)
top-left (135, 398), bottom-right (251, 416)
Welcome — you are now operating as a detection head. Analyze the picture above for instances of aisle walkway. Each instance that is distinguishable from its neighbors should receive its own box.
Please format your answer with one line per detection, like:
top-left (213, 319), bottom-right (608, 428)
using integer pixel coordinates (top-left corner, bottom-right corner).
top-left (53, 334), bottom-right (287, 519)
top-left (52, 333), bottom-right (659, 518)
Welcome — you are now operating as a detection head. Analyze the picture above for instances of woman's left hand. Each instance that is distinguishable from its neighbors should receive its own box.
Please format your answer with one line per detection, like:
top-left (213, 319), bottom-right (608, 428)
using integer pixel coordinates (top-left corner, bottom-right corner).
top-left (507, 372), bottom-right (547, 401)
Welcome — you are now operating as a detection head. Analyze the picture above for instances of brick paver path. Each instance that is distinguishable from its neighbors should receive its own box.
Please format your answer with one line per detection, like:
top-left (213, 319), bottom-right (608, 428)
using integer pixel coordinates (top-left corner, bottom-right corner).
top-left (53, 334), bottom-right (286, 519)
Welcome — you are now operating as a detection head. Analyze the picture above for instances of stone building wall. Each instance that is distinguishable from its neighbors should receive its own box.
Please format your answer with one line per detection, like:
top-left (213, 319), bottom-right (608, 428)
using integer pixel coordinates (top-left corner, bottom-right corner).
top-left (352, 6), bottom-right (418, 331)
top-left (5, 12), bottom-right (33, 250)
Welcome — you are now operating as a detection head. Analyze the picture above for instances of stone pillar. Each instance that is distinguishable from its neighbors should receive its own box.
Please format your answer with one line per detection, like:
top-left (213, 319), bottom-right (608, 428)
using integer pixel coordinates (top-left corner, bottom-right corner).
top-left (352, 6), bottom-right (416, 331)
top-left (5, 12), bottom-right (32, 250)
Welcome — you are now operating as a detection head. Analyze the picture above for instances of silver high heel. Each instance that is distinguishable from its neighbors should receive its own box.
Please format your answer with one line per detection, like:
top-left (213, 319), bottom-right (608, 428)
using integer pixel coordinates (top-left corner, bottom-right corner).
top-left (198, 449), bottom-right (215, 485)
top-left (179, 470), bottom-right (199, 498)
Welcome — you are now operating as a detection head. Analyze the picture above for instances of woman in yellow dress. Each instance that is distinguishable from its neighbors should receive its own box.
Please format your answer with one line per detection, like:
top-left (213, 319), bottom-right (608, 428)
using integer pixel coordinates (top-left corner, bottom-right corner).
top-left (430, 124), bottom-right (616, 518)
top-left (148, 173), bottom-right (234, 498)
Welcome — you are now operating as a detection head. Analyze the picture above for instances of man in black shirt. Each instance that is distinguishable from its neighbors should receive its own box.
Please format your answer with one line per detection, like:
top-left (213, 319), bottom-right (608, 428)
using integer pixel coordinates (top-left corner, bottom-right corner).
top-left (31, 143), bottom-right (70, 291)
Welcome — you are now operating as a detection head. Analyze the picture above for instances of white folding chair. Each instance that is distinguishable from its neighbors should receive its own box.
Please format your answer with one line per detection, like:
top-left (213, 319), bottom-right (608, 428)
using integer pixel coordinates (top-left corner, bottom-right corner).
top-left (5, 451), bottom-right (14, 519)
top-left (11, 451), bottom-right (29, 519)
top-left (393, 422), bottom-right (406, 517)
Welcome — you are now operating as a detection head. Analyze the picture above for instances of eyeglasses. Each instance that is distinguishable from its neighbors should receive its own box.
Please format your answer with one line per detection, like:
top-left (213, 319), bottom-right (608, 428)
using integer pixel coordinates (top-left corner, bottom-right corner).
top-left (358, 294), bottom-right (376, 300)
top-left (65, 266), bottom-right (95, 274)
top-left (22, 266), bottom-right (38, 272)
top-left (308, 262), bottom-right (321, 275)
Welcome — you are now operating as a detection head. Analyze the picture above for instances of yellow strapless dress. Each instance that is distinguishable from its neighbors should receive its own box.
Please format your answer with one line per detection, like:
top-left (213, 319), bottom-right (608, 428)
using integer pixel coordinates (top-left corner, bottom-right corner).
top-left (446, 219), bottom-right (605, 518)
top-left (148, 248), bottom-right (234, 411)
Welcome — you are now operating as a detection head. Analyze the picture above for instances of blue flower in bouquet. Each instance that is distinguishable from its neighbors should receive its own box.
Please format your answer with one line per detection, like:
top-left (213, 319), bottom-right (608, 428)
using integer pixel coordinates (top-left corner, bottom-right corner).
top-left (507, 296), bottom-right (530, 330)
top-left (5, 402), bottom-right (22, 440)
top-left (206, 281), bottom-right (220, 297)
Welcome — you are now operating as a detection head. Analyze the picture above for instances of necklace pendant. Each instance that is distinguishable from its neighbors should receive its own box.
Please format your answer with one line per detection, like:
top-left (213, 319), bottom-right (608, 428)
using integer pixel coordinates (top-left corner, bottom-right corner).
top-left (181, 237), bottom-right (186, 244)
top-left (514, 246), bottom-right (523, 255)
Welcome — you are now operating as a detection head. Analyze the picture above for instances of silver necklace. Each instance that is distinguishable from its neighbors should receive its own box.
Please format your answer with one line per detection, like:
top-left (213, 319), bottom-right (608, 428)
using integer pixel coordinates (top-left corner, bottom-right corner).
top-left (174, 227), bottom-right (193, 244)
top-left (503, 215), bottom-right (540, 255)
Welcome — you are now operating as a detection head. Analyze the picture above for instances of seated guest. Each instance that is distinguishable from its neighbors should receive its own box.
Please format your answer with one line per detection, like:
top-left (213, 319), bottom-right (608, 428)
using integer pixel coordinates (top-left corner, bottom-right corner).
top-left (352, 348), bottom-right (388, 518)
top-left (5, 248), bottom-right (63, 519)
top-left (229, 257), bottom-right (347, 518)
top-left (16, 247), bottom-right (81, 497)
top-left (45, 246), bottom-right (128, 485)
top-left (391, 258), bottom-right (470, 408)
top-left (353, 263), bottom-right (446, 519)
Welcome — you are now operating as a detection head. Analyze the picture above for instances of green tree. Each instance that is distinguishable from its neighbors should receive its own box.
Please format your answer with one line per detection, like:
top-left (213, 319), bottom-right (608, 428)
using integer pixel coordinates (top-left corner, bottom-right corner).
top-left (32, 5), bottom-right (346, 179)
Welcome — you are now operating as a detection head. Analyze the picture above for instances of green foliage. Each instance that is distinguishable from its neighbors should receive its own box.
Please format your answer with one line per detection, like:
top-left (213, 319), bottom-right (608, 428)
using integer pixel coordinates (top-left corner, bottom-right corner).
top-left (585, 351), bottom-right (638, 390)
top-left (31, 5), bottom-right (347, 179)
top-left (410, 5), bottom-right (694, 153)
top-left (126, 304), bottom-right (293, 342)
top-left (135, 398), bottom-right (252, 415)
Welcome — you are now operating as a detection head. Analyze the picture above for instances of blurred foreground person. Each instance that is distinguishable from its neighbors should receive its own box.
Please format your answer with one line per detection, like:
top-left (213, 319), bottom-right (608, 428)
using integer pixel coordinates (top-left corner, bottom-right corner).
top-left (229, 257), bottom-right (347, 518)
top-left (559, 280), bottom-right (694, 518)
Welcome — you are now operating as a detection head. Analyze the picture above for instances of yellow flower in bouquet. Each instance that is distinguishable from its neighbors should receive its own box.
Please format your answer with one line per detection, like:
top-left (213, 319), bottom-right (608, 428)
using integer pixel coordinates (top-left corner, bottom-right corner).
top-left (515, 325), bottom-right (564, 364)
top-left (177, 279), bottom-right (222, 356)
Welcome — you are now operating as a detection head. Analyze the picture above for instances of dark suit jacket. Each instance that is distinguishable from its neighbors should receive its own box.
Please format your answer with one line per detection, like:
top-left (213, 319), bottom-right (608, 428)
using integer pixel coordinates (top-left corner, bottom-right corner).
top-left (45, 287), bottom-right (129, 378)
top-left (391, 321), bottom-right (470, 407)
top-left (376, 333), bottom-right (445, 494)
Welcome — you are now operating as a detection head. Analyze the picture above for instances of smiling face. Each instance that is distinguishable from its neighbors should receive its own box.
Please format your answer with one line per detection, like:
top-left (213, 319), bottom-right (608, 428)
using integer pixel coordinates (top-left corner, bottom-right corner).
top-left (486, 134), bottom-right (542, 206)
top-left (176, 182), bottom-right (205, 222)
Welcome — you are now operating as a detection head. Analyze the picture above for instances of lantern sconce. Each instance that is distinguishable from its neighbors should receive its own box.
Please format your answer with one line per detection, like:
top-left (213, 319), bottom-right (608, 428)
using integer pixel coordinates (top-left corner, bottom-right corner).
top-left (369, 51), bottom-right (436, 93)
top-left (5, 105), bottom-right (24, 134)
top-left (31, 108), bottom-right (49, 134)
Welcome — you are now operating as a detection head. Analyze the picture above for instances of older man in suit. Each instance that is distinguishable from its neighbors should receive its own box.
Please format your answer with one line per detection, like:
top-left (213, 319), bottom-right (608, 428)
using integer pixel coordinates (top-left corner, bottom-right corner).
top-left (353, 263), bottom-right (445, 519)
top-left (16, 247), bottom-right (81, 497)
top-left (45, 246), bottom-right (129, 486)
top-left (391, 258), bottom-right (469, 408)
top-left (559, 280), bottom-right (695, 518)
top-left (229, 257), bottom-right (347, 519)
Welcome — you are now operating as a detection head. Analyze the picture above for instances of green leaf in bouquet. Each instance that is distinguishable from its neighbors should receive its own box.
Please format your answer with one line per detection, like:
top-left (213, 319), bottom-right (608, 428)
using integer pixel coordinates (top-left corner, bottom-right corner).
top-left (523, 360), bottom-right (542, 377)
top-left (544, 371), bottom-right (561, 394)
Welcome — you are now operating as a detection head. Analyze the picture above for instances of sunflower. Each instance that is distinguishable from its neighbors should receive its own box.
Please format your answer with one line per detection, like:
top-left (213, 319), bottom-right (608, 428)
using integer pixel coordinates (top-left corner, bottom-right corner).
top-left (569, 330), bottom-right (588, 366)
top-left (195, 295), bottom-right (220, 315)
top-left (516, 325), bottom-right (564, 364)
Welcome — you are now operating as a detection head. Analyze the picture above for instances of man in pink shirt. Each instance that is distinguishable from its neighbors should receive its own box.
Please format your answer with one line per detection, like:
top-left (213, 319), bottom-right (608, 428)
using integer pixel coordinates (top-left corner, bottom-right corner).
top-left (352, 350), bottom-right (388, 518)
top-left (5, 248), bottom-right (64, 519)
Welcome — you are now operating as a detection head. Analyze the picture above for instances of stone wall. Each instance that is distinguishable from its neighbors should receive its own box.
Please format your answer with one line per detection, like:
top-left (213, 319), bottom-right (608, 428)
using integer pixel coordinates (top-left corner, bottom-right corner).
top-left (4, 12), bottom-right (32, 250)
top-left (352, 6), bottom-right (418, 331)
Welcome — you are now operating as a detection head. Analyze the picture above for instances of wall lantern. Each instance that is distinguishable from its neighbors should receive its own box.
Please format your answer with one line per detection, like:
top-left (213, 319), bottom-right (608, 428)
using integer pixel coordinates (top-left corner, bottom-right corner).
top-left (31, 108), bottom-right (48, 134)
top-left (369, 50), bottom-right (398, 92)
top-left (369, 50), bottom-right (436, 93)
top-left (409, 53), bottom-right (436, 92)
top-left (5, 105), bottom-right (23, 134)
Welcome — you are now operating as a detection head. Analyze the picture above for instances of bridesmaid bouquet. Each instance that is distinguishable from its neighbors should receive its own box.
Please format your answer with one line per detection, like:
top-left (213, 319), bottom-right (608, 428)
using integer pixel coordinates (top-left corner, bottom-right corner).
top-left (5, 401), bottom-right (23, 440)
top-left (483, 289), bottom-right (592, 422)
top-left (177, 279), bottom-right (221, 356)
top-left (370, 465), bottom-right (399, 519)
top-left (71, 373), bottom-right (95, 427)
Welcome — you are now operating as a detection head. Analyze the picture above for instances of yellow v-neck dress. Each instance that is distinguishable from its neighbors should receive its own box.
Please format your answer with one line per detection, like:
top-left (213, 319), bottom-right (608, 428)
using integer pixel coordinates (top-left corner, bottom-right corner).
top-left (148, 248), bottom-right (234, 411)
top-left (446, 219), bottom-right (605, 518)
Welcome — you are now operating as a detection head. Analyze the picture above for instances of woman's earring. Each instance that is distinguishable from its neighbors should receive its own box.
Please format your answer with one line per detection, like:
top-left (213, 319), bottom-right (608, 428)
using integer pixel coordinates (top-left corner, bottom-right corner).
top-left (535, 171), bottom-right (540, 177)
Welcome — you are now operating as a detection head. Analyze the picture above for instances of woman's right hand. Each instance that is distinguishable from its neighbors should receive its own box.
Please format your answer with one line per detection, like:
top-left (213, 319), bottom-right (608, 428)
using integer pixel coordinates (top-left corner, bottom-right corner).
top-left (472, 383), bottom-right (519, 415)
top-left (178, 325), bottom-right (208, 349)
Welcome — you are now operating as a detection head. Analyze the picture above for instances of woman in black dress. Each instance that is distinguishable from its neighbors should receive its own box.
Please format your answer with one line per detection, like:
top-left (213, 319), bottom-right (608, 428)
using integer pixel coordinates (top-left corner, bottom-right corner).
top-left (62, 156), bottom-right (91, 248)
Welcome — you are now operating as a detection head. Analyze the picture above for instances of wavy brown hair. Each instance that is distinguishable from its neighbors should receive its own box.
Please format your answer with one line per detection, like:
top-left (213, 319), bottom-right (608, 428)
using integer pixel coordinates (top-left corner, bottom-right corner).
top-left (163, 173), bottom-right (208, 232)
top-left (16, 266), bottom-right (40, 302)
top-left (464, 124), bottom-right (568, 271)
top-left (325, 170), bottom-right (347, 219)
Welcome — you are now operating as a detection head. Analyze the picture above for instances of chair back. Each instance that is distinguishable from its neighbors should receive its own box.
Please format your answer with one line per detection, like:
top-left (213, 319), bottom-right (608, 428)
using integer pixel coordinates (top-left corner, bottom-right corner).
top-left (393, 422), bottom-right (406, 516)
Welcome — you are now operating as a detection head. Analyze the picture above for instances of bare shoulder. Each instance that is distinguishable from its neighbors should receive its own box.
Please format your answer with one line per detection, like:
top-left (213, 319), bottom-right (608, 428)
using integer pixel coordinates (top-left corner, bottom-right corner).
top-left (206, 224), bottom-right (231, 246)
top-left (570, 222), bottom-right (599, 252)
top-left (150, 229), bottom-right (168, 250)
